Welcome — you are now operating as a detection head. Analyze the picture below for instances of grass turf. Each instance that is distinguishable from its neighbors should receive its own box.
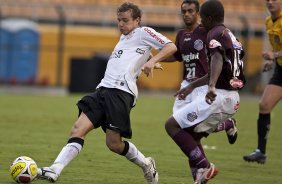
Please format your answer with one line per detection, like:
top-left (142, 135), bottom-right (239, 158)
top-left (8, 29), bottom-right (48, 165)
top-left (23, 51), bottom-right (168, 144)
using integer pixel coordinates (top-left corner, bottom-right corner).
top-left (0, 93), bottom-right (281, 184)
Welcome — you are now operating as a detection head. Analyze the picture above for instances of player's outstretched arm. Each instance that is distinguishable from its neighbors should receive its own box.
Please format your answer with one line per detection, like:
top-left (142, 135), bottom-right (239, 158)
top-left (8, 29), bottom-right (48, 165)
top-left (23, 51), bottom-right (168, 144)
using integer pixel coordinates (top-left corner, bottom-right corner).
top-left (160, 54), bottom-right (177, 62)
top-left (174, 74), bottom-right (209, 100)
top-left (141, 54), bottom-right (163, 72)
top-left (143, 43), bottom-right (177, 77)
top-left (174, 84), bottom-right (194, 100)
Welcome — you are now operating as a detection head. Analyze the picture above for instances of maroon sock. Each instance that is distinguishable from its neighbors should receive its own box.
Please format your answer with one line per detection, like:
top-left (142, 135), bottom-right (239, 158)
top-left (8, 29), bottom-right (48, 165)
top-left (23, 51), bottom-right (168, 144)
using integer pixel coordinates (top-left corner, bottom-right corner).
top-left (189, 144), bottom-right (207, 180)
top-left (172, 130), bottom-right (209, 169)
top-left (197, 144), bottom-right (206, 157)
top-left (215, 119), bottom-right (234, 132)
top-left (188, 159), bottom-right (197, 180)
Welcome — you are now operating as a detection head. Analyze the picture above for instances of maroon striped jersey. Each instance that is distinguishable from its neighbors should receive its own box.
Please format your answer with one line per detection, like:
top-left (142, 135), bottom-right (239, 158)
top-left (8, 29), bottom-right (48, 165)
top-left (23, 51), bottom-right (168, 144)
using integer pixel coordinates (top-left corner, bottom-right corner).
top-left (174, 25), bottom-right (209, 80)
top-left (207, 24), bottom-right (246, 90)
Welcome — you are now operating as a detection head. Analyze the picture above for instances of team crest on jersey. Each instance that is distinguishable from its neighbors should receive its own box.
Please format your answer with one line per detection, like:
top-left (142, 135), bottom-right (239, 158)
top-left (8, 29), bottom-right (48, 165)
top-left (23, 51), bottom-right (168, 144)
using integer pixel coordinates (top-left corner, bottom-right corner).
top-left (194, 39), bottom-right (204, 51)
top-left (187, 112), bottom-right (198, 122)
top-left (209, 39), bottom-right (222, 48)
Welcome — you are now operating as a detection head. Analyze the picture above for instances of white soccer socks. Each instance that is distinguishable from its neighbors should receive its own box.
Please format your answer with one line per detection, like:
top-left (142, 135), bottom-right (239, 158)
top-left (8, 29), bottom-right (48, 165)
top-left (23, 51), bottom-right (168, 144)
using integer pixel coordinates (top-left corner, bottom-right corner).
top-left (50, 139), bottom-right (83, 175)
top-left (123, 141), bottom-right (149, 168)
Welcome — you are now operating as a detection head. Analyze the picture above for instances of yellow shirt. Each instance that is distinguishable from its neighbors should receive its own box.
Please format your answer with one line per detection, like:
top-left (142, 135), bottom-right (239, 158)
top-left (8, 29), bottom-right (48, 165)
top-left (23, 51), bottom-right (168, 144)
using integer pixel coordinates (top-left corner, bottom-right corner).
top-left (266, 11), bottom-right (282, 66)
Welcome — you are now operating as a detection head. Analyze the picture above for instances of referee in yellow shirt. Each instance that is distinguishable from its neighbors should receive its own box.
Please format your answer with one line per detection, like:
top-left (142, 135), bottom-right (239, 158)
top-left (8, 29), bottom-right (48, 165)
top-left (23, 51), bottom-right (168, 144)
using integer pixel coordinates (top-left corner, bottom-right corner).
top-left (243, 0), bottom-right (282, 164)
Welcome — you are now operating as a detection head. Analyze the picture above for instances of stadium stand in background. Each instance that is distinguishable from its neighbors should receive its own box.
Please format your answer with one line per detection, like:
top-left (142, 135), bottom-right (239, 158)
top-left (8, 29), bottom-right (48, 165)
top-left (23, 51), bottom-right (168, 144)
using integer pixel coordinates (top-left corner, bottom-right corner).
top-left (0, 0), bottom-right (268, 93)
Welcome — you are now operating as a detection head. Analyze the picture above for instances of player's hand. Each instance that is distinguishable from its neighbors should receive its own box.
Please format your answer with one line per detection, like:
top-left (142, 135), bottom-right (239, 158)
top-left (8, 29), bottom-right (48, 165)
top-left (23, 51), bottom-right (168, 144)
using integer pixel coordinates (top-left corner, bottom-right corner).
top-left (205, 86), bottom-right (217, 104)
top-left (174, 85), bottom-right (194, 100)
top-left (262, 60), bottom-right (273, 72)
top-left (154, 62), bottom-right (163, 70)
top-left (262, 51), bottom-right (275, 60)
top-left (142, 62), bottom-right (163, 77)
top-left (148, 53), bottom-right (153, 61)
top-left (143, 60), bottom-right (155, 77)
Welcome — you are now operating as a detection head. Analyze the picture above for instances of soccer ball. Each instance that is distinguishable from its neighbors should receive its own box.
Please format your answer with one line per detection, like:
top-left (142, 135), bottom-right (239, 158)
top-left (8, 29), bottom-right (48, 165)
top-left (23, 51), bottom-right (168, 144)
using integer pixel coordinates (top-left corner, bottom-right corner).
top-left (10, 156), bottom-right (38, 183)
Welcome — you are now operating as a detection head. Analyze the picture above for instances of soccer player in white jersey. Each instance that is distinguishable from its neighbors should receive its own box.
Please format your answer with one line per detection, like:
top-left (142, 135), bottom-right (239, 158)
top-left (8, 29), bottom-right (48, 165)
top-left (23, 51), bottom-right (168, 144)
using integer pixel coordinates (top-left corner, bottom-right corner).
top-left (36, 2), bottom-right (176, 184)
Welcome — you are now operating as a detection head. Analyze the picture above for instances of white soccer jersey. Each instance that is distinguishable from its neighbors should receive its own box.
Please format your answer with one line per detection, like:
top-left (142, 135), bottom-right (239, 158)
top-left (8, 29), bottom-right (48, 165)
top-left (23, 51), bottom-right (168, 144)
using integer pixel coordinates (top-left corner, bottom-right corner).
top-left (97, 27), bottom-right (172, 102)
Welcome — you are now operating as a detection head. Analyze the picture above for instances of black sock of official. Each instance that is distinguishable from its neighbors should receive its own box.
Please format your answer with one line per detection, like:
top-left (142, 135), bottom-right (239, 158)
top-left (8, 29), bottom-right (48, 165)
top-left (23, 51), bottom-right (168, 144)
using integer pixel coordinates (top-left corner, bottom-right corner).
top-left (257, 113), bottom-right (270, 154)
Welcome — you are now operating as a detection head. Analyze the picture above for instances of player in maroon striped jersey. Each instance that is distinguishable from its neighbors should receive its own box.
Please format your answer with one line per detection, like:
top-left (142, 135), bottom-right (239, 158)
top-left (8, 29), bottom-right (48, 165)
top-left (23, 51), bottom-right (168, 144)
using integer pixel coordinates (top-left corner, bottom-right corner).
top-left (162, 1), bottom-right (238, 181)
top-left (165, 0), bottom-right (246, 183)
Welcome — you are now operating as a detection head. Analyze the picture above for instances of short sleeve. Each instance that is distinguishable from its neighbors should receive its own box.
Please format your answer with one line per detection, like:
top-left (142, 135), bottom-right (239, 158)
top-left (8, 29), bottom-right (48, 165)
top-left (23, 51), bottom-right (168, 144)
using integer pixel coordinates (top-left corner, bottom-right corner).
top-left (141, 27), bottom-right (172, 50)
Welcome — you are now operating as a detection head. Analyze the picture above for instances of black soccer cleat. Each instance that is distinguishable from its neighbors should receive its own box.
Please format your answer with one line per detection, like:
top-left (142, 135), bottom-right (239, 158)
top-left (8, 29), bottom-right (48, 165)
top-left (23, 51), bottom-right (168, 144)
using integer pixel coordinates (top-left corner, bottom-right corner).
top-left (243, 149), bottom-right (266, 164)
top-left (226, 118), bottom-right (238, 144)
top-left (37, 167), bottom-right (59, 182)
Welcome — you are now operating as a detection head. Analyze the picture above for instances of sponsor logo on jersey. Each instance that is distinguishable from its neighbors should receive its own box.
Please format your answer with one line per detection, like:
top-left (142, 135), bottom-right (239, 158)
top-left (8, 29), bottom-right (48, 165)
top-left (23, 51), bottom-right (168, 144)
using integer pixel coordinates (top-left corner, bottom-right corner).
top-left (136, 48), bottom-right (145, 55)
top-left (110, 50), bottom-right (123, 59)
top-left (187, 111), bottom-right (198, 122)
top-left (209, 39), bottom-right (222, 48)
top-left (182, 53), bottom-right (199, 63)
top-left (184, 38), bottom-right (191, 42)
top-left (194, 39), bottom-right (204, 51)
top-left (144, 27), bottom-right (165, 44)
top-left (230, 78), bottom-right (244, 89)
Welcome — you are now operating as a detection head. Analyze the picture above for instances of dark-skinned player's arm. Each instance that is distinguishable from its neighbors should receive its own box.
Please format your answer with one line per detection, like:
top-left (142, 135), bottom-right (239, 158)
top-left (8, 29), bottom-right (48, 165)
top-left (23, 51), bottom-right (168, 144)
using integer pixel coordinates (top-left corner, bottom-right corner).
top-left (174, 74), bottom-right (209, 100)
top-left (205, 51), bottom-right (223, 104)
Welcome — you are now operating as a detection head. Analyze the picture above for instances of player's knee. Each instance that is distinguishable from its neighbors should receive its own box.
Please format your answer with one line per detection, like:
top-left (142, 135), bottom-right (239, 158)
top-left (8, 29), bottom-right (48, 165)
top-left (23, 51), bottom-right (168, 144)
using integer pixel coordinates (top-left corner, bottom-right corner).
top-left (165, 119), bottom-right (171, 134)
top-left (165, 117), bottom-right (179, 137)
top-left (259, 101), bottom-right (271, 113)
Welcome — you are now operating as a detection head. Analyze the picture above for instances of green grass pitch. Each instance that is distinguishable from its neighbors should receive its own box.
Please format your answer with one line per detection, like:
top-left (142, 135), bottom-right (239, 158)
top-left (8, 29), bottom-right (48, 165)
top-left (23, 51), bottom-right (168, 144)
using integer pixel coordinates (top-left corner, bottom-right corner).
top-left (0, 93), bottom-right (281, 184)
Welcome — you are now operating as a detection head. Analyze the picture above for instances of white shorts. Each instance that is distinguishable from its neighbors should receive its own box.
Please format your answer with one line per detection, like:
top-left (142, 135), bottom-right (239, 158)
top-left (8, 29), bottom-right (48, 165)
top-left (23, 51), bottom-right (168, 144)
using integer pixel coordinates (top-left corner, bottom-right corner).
top-left (173, 88), bottom-right (240, 134)
top-left (173, 80), bottom-right (208, 113)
